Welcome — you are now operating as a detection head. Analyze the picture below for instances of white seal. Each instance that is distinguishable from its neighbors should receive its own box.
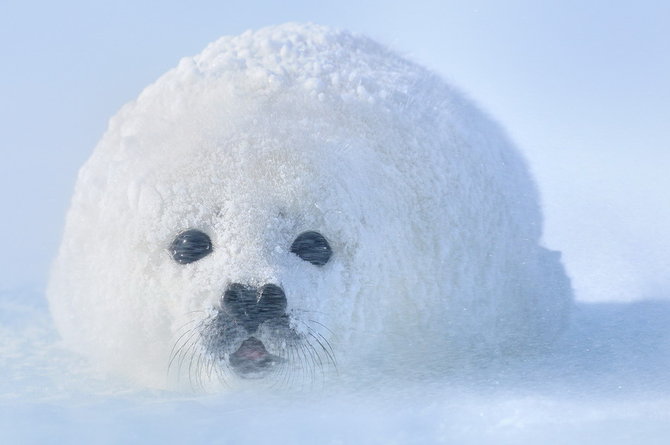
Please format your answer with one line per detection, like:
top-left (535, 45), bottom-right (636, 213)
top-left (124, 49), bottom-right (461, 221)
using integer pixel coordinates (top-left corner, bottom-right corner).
top-left (48, 23), bottom-right (571, 389)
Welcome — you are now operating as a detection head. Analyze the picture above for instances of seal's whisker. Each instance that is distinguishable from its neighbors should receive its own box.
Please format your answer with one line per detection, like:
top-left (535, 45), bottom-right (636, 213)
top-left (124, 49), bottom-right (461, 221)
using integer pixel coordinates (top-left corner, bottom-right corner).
top-left (204, 354), bottom-right (215, 386)
top-left (296, 338), bottom-right (316, 389)
top-left (278, 341), bottom-right (296, 389)
top-left (222, 357), bottom-right (233, 387)
top-left (181, 346), bottom-right (193, 387)
top-left (285, 349), bottom-right (297, 388)
top-left (308, 339), bottom-right (324, 390)
top-left (282, 338), bottom-right (301, 389)
top-left (168, 325), bottom-right (199, 376)
top-left (203, 349), bottom-right (221, 388)
top-left (297, 343), bottom-right (311, 390)
top-left (200, 351), bottom-right (213, 390)
top-left (194, 347), bottom-right (207, 390)
top-left (198, 352), bottom-right (210, 388)
top-left (309, 330), bottom-right (338, 372)
top-left (267, 352), bottom-right (287, 390)
top-left (190, 349), bottom-right (200, 390)
top-left (220, 356), bottom-right (232, 387)
top-left (171, 328), bottom-right (197, 366)
top-left (309, 327), bottom-right (335, 358)
top-left (183, 310), bottom-right (206, 316)
top-left (269, 344), bottom-right (290, 390)
top-left (173, 327), bottom-right (200, 378)
top-left (295, 319), bottom-right (337, 371)
top-left (211, 355), bottom-right (224, 386)
top-left (189, 343), bottom-right (210, 392)
top-left (174, 318), bottom-right (201, 335)
top-left (307, 319), bottom-right (336, 337)
top-left (304, 335), bottom-right (326, 388)
top-left (208, 350), bottom-right (231, 388)
top-left (306, 333), bottom-right (326, 369)
top-left (186, 336), bottom-right (202, 390)
top-left (290, 339), bottom-right (306, 389)
top-left (169, 324), bottom-right (196, 365)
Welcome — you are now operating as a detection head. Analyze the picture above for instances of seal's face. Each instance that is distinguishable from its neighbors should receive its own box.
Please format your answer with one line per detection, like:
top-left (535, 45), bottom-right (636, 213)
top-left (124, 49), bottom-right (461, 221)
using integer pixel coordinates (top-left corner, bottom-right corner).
top-left (146, 132), bottom-right (380, 387)
top-left (167, 228), bottom-right (336, 380)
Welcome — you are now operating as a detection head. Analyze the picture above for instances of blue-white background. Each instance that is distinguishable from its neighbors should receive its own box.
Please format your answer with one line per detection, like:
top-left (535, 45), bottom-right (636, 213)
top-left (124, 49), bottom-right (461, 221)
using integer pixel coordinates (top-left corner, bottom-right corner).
top-left (1, 1), bottom-right (669, 443)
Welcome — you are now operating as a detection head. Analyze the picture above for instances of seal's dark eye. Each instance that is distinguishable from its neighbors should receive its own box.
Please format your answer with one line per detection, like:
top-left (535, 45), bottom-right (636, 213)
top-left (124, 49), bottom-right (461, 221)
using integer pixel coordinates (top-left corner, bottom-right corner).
top-left (169, 229), bottom-right (212, 264)
top-left (290, 231), bottom-right (332, 266)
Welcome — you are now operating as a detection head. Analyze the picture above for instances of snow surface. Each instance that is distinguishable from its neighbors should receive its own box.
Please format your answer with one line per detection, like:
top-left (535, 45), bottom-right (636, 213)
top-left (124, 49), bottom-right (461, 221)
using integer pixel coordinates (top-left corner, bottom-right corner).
top-left (3, 286), bottom-right (670, 444)
top-left (2, 21), bottom-right (670, 445)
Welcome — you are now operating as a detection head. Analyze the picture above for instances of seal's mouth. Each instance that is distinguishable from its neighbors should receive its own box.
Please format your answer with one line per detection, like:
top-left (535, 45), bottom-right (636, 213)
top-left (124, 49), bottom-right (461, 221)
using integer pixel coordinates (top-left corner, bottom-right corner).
top-left (229, 336), bottom-right (283, 378)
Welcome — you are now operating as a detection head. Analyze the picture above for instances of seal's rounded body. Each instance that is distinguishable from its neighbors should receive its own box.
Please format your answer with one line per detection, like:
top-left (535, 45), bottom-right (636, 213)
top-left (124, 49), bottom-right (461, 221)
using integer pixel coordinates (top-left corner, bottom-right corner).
top-left (48, 23), bottom-right (571, 389)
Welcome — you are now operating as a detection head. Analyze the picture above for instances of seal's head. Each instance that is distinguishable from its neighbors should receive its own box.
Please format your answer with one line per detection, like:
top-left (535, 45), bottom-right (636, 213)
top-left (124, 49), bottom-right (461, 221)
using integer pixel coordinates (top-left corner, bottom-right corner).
top-left (48, 23), bottom-right (571, 389)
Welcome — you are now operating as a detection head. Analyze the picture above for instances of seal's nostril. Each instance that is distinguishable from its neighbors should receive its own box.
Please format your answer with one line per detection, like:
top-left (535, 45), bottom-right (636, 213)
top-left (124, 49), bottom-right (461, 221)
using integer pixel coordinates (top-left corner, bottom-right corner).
top-left (258, 284), bottom-right (287, 320)
top-left (222, 283), bottom-right (287, 333)
top-left (223, 283), bottom-right (257, 331)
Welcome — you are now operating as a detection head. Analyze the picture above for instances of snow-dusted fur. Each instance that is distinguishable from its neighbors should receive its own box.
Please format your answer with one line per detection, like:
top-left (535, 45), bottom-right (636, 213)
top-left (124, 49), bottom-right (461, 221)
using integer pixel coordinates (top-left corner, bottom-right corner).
top-left (48, 23), bottom-right (571, 389)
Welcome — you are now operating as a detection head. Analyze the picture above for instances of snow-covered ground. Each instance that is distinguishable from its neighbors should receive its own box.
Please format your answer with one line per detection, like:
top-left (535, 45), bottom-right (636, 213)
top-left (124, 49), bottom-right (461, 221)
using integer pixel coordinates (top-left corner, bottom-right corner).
top-left (2, 286), bottom-right (670, 444)
top-left (1, 2), bottom-right (669, 444)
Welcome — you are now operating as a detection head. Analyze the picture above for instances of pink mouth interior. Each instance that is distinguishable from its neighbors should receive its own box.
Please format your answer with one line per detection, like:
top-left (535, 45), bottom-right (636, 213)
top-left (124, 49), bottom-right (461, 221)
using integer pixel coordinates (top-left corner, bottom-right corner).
top-left (229, 336), bottom-right (283, 377)
top-left (233, 337), bottom-right (269, 361)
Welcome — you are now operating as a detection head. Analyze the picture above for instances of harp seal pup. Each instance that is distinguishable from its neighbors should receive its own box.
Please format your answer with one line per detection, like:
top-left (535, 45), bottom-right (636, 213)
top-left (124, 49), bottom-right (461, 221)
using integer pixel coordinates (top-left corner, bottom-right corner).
top-left (47, 23), bottom-right (571, 390)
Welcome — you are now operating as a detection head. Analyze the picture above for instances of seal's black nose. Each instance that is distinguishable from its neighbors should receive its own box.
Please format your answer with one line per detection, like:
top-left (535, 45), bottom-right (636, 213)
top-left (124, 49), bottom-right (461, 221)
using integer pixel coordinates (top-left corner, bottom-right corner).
top-left (223, 283), bottom-right (287, 333)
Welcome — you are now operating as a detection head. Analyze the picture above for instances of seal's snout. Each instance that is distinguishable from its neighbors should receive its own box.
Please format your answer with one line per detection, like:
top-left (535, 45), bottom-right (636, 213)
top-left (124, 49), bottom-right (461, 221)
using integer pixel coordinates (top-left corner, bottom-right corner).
top-left (222, 283), bottom-right (288, 333)
top-left (223, 284), bottom-right (288, 377)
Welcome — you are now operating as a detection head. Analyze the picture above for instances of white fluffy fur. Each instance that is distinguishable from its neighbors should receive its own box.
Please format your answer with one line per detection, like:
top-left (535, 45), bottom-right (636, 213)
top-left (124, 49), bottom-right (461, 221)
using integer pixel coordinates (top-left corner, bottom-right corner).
top-left (48, 23), bottom-right (571, 389)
